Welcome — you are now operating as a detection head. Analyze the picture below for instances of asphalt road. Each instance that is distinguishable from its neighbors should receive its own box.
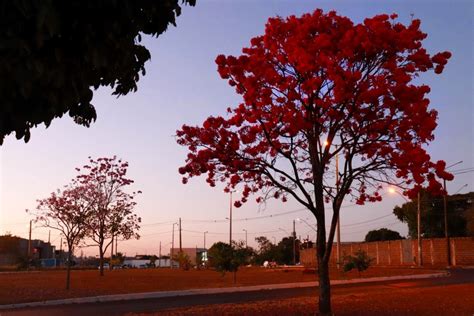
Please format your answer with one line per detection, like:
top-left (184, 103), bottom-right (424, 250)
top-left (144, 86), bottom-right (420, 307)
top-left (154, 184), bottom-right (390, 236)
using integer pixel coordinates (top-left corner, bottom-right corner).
top-left (1, 269), bottom-right (472, 316)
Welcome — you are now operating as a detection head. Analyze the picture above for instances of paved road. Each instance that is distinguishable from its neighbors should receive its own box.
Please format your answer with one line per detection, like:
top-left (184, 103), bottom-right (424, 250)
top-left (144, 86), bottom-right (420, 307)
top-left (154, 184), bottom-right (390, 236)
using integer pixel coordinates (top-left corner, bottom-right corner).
top-left (2, 269), bottom-right (473, 316)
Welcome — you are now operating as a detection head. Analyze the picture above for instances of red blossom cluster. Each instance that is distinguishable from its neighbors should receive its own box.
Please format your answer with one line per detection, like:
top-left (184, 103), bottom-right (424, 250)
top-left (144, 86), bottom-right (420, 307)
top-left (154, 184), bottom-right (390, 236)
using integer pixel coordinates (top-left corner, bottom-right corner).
top-left (177, 10), bottom-right (453, 207)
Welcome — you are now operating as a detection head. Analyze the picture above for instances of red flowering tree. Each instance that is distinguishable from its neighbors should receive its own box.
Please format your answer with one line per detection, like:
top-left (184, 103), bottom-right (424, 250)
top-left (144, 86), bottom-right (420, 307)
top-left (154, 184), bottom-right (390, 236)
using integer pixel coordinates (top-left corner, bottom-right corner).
top-left (75, 156), bottom-right (141, 276)
top-left (177, 10), bottom-right (453, 314)
top-left (29, 185), bottom-right (94, 289)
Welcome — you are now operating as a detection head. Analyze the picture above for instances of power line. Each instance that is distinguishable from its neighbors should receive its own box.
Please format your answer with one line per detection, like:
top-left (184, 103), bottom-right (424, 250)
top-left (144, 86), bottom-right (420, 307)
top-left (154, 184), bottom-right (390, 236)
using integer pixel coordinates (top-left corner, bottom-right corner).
top-left (141, 221), bottom-right (175, 227)
top-left (342, 213), bottom-right (394, 227)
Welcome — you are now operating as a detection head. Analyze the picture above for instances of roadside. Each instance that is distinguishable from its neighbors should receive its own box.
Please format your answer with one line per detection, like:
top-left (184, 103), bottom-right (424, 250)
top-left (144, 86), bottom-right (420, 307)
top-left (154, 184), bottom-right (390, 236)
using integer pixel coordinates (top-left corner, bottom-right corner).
top-left (144, 282), bottom-right (474, 316)
top-left (1, 269), bottom-right (471, 316)
top-left (0, 266), bottom-right (443, 305)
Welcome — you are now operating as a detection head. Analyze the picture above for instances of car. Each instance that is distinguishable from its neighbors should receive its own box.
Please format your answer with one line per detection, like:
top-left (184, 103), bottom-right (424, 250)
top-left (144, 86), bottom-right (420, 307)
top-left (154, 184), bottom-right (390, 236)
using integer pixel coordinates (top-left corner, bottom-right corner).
top-left (98, 263), bottom-right (110, 269)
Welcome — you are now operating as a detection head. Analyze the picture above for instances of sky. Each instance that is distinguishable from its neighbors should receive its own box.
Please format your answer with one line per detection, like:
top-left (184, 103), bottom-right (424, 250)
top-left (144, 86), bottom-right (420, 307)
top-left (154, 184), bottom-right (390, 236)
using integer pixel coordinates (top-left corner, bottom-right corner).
top-left (1, 0), bottom-right (473, 258)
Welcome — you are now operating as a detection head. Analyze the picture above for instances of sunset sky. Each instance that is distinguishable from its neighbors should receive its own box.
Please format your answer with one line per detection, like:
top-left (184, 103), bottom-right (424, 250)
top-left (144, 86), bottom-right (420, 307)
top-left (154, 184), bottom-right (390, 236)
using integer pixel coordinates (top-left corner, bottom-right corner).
top-left (1, 0), bottom-right (472, 257)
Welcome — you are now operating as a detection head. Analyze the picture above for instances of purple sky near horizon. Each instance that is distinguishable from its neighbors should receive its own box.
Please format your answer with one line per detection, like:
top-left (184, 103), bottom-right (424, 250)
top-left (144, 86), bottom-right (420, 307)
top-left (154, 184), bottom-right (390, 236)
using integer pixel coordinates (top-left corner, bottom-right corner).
top-left (1, 0), bottom-right (472, 257)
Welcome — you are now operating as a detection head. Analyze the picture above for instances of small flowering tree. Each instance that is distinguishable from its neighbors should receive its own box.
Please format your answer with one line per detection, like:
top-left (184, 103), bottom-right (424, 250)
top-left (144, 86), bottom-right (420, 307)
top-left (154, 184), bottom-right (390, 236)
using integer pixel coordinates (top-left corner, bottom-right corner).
top-left (30, 185), bottom-right (93, 289)
top-left (177, 10), bottom-right (453, 314)
top-left (75, 156), bottom-right (141, 276)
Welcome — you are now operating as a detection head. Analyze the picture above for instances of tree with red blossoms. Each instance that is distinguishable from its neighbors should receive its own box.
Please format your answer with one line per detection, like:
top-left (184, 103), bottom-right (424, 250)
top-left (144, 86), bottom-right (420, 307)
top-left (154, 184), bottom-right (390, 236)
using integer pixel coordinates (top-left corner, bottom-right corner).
top-left (29, 184), bottom-right (94, 289)
top-left (177, 10), bottom-right (453, 315)
top-left (75, 156), bottom-right (141, 276)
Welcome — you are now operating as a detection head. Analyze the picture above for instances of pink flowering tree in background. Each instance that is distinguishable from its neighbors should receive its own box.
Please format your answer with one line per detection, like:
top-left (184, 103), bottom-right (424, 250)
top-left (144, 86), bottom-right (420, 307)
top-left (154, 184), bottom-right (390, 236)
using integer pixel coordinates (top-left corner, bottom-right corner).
top-left (75, 156), bottom-right (141, 276)
top-left (29, 185), bottom-right (94, 289)
top-left (177, 10), bottom-right (453, 314)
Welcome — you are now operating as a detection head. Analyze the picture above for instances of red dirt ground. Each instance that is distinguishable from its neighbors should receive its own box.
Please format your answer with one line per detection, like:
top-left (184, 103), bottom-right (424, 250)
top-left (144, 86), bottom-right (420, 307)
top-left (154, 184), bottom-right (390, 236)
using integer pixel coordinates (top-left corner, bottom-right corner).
top-left (137, 283), bottom-right (474, 316)
top-left (0, 266), bottom-right (442, 305)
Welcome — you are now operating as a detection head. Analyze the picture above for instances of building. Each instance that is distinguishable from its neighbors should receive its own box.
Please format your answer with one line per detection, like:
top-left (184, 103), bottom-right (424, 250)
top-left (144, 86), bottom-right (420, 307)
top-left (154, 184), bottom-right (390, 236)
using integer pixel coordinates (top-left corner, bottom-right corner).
top-left (0, 234), bottom-right (55, 266)
top-left (123, 258), bottom-right (151, 268)
top-left (170, 247), bottom-right (207, 267)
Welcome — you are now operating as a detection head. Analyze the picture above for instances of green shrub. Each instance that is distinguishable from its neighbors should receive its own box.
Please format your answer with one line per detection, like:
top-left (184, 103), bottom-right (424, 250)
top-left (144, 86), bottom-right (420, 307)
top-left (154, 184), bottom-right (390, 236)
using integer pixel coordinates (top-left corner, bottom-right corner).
top-left (342, 250), bottom-right (373, 276)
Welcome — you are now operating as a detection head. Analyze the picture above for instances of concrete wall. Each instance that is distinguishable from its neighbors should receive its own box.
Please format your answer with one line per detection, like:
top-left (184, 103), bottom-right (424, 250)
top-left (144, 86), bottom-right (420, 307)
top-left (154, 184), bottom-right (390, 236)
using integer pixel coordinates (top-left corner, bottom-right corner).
top-left (300, 237), bottom-right (474, 267)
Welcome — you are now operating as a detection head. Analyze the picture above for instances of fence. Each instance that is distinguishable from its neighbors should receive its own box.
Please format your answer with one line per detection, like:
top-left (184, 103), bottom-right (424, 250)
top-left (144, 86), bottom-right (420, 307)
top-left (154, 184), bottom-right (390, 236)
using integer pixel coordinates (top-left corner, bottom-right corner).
top-left (300, 237), bottom-right (474, 267)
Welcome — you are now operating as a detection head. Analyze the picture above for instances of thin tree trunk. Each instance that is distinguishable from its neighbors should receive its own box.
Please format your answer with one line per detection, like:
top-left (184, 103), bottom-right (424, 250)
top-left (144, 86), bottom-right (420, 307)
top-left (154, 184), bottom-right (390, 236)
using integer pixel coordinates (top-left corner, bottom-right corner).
top-left (66, 246), bottom-right (72, 290)
top-left (99, 246), bottom-right (104, 276)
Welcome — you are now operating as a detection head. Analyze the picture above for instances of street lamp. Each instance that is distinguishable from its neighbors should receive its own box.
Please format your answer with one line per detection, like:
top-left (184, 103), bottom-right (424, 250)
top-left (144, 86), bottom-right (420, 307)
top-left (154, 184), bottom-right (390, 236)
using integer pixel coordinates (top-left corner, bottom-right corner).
top-left (388, 187), bottom-right (422, 266)
top-left (296, 218), bottom-right (317, 232)
top-left (171, 222), bottom-right (178, 268)
top-left (242, 229), bottom-right (248, 248)
top-left (227, 190), bottom-right (238, 246)
top-left (204, 231), bottom-right (208, 250)
top-left (443, 160), bottom-right (463, 266)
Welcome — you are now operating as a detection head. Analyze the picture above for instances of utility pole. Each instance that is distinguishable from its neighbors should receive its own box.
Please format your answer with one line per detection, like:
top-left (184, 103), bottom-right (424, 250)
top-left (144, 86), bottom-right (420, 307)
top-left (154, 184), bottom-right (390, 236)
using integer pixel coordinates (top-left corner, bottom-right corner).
top-left (204, 231), bottom-right (208, 249)
top-left (27, 220), bottom-right (32, 270)
top-left (336, 148), bottom-right (341, 269)
top-left (293, 220), bottom-right (296, 265)
top-left (179, 217), bottom-right (182, 252)
top-left (159, 241), bottom-right (162, 268)
top-left (171, 222), bottom-right (176, 268)
top-left (242, 229), bottom-right (248, 248)
top-left (443, 179), bottom-right (451, 266)
top-left (417, 191), bottom-right (423, 266)
top-left (229, 191), bottom-right (233, 245)
top-left (110, 233), bottom-right (114, 268)
top-left (59, 237), bottom-right (63, 266)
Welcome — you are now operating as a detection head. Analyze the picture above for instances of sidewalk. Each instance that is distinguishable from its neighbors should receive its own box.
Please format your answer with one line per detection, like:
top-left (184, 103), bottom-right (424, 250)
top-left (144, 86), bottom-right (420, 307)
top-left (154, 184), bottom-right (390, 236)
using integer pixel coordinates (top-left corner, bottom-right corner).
top-left (0, 271), bottom-right (449, 310)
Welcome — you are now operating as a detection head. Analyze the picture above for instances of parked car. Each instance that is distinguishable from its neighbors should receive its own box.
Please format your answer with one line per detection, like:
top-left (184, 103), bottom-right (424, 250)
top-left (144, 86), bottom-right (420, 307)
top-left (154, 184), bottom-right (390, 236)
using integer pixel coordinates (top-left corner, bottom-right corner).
top-left (98, 263), bottom-right (110, 270)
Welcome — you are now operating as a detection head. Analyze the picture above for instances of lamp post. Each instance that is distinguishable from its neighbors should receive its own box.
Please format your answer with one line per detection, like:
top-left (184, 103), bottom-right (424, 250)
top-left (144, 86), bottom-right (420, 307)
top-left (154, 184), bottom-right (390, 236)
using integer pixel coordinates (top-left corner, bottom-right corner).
top-left (296, 218), bottom-right (317, 232)
top-left (443, 160), bottom-right (463, 266)
top-left (296, 218), bottom-right (317, 246)
top-left (242, 229), bottom-right (248, 248)
top-left (417, 191), bottom-right (423, 266)
top-left (171, 222), bottom-right (177, 268)
top-left (228, 190), bottom-right (237, 246)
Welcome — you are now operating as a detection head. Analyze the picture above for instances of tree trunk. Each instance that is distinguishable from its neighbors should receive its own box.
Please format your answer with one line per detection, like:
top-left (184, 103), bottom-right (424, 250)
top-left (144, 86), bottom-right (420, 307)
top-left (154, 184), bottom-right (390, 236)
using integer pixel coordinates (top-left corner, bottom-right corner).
top-left (318, 256), bottom-right (331, 315)
top-left (66, 246), bottom-right (72, 290)
top-left (315, 204), bottom-right (332, 315)
top-left (99, 246), bottom-right (104, 276)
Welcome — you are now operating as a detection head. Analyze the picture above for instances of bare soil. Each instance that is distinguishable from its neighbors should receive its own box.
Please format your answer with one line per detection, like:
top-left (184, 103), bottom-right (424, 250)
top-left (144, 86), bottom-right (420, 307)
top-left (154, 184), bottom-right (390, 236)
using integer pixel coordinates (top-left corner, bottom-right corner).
top-left (136, 283), bottom-right (474, 315)
top-left (0, 266), bottom-right (442, 305)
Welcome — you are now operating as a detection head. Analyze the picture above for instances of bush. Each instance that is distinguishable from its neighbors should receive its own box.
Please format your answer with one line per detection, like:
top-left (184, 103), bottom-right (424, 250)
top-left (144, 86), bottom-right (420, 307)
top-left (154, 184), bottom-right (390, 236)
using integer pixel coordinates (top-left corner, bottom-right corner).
top-left (342, 250), bottom-right (373, 276)
top-left (173, 251), bottom-right (192, 270)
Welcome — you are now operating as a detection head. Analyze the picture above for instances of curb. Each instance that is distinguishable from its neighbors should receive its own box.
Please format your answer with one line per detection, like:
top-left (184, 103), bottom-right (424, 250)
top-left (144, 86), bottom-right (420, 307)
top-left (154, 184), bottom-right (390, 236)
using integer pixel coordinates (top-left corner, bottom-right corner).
top-left (0, 272), bottom-right (448, 310)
